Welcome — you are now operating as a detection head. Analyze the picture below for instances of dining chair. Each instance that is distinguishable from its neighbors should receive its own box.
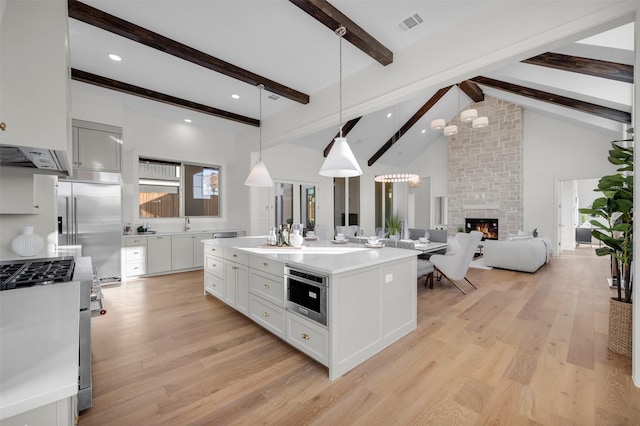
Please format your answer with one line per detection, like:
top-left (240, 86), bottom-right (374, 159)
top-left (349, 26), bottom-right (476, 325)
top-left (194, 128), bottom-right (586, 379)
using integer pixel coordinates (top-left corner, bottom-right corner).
top-left (429, 230), bottom-right (482, 294)
top-left (417, 259), bottom-right (435, 288)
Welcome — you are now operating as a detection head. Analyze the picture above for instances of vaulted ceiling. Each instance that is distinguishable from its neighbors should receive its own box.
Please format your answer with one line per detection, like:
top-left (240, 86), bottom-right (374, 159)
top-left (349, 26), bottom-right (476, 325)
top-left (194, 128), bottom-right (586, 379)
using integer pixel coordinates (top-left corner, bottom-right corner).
top-left (67, 0), bottom-right (635, 169)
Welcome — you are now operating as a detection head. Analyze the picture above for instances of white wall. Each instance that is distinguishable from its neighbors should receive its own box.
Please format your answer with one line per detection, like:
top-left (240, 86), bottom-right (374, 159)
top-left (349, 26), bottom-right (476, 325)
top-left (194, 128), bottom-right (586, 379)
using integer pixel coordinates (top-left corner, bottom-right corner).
top-left (523, 110), bottom-right (618, 253)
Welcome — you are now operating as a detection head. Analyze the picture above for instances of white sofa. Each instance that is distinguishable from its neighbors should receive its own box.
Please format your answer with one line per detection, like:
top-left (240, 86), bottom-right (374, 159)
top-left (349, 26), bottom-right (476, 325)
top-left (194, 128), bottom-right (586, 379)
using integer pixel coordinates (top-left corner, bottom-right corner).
top-left (482, 238), bottom-right (552, 273)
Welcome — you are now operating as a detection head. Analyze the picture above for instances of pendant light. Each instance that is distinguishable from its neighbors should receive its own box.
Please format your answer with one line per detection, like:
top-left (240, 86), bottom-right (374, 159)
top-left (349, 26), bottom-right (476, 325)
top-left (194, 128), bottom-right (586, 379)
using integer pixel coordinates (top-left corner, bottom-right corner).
top-left (319, 26), bottom-right (363, 178)
top-left (244, 84), bottom-right (274, 187)
top-left (430, 82), bottom-right (489, 135)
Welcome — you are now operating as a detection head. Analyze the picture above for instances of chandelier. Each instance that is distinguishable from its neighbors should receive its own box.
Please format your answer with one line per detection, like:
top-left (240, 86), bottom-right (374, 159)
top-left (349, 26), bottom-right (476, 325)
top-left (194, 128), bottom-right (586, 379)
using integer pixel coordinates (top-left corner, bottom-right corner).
top-left (430, 83), bottom-right (489, 136)
top-left (375, 173), bottom-right (420, 184)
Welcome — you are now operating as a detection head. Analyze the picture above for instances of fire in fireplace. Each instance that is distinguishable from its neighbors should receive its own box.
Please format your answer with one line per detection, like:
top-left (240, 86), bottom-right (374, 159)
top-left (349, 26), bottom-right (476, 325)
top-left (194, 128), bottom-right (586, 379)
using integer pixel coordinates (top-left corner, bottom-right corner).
top-left (466, 218), bottom-right (498, 240)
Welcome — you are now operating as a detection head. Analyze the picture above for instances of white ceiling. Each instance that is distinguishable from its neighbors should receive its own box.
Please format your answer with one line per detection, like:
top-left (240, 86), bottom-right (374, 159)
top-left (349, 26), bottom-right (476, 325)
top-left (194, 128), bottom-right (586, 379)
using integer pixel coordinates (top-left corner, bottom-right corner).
top-left (68, 1), bottom-right (635, 169)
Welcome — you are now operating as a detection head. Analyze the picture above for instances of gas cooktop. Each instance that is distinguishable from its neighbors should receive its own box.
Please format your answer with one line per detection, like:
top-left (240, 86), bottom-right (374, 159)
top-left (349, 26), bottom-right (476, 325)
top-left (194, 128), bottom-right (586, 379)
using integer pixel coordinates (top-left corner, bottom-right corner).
top-left (0, 256), bottom-right (75, 290)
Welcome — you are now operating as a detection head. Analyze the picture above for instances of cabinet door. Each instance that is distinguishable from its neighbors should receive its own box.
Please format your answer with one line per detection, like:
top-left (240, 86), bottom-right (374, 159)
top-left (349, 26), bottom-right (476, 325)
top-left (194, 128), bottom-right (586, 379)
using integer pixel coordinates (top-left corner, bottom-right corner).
top-left (73, 120), bottom-right (122, 172)
top-left (193, 233), bottom-right (210, 268)
top-left (235, 264), bottom-right (249, 316)
top-left (0, 167), bottom-right (37, 214)
top-left (171, 234), bottom-right (194, 270)
top-left (148, 236), bottom-right (172, 274)
top-left (223, 261), bottom-right (237, 307)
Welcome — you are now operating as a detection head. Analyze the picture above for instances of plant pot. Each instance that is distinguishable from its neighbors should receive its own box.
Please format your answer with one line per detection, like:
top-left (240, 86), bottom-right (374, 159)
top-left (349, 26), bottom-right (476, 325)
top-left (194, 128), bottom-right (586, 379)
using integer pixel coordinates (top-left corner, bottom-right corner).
top-left (608, 298), bottom-right (632, 357)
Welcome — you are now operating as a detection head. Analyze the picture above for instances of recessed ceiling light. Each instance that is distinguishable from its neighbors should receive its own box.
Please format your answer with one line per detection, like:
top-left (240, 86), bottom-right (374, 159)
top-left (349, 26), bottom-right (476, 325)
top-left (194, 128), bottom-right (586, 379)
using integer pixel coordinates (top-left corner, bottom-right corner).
top-left (421, 129), bottom-right (426, 134)
top-left (184, 119), bottom-right (192, 123)
top-left (108, 53), bottom-right (122, 62)
top-left (386, 113), bottom-right (392, 118)
top-left (231, 94), bottom-right (240, 99)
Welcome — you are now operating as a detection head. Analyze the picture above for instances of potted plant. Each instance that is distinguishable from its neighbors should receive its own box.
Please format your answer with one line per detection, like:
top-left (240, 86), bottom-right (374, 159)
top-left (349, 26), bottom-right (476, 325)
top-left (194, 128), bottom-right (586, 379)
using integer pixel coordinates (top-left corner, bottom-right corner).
top-left (386, 213), bottom-right (401, 240)
top-left (579, 139), bottom-right (633, 357)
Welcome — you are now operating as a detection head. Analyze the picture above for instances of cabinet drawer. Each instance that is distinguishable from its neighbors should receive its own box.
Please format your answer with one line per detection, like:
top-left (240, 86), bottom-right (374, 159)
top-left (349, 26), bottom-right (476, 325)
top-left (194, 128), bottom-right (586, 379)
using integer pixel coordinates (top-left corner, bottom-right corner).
top-left (126, 260), bottom-right (146, 277)
top-left (250, 295), bottom-right (285, 339)
top-left (205, 255), bottom-right (224, 278)
top-left (286, 313), bottom-right (329, 366)
top-left (250, 270), bottom-right (284, 307)
top-left (204, 272), bottom-right (224, 299)
top-left (249, 256), bottom-right (283, 278)
top-left (224, 248), bottom-right (248, 265)
top-left (125, 246), bottom-right (146, 261)
top-left (125, 237), bottom-right (148, 246)
top-left (203, 244), bottom-right (222, 257)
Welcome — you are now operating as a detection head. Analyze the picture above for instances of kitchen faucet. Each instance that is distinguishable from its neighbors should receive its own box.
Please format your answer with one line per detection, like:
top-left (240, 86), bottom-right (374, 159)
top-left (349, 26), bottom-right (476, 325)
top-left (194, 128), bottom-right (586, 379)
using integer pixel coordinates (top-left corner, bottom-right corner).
top-left (184, 216), bottom-right (190, 231)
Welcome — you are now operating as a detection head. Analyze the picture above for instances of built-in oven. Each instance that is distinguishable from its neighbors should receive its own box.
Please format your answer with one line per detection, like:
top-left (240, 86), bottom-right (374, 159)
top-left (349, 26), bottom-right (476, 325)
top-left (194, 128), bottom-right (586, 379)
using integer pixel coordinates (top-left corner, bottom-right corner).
top-left (285, 266), bottom-right (328, 326)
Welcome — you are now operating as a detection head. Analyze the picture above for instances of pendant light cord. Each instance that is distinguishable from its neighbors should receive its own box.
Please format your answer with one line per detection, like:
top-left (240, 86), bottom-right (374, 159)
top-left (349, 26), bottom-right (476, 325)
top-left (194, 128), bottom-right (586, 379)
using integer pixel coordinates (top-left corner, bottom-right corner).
top-left (258, 84), bottom-right (264, 161)
top-left (336, 26), bottom-right (346, 138)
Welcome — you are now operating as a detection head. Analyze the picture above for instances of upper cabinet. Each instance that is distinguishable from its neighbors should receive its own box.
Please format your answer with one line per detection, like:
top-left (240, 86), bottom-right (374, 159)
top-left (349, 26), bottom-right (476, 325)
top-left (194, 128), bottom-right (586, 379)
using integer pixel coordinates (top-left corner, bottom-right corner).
top-left (0, 0), bottom-right (71, 169)
top-left (72, 120), bottom-right (122, 172)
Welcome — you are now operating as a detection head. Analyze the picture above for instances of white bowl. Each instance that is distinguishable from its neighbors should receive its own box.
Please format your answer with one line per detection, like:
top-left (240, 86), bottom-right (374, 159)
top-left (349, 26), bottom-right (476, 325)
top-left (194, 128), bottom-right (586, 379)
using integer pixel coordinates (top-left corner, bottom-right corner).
top-left (419, 237), bottom-right (428, 243)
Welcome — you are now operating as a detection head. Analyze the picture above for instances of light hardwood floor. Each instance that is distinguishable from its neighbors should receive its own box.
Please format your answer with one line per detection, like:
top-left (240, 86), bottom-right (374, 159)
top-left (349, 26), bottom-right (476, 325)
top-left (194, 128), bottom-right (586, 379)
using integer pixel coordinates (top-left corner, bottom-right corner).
top-left (79, 247), bottom-right (640, 425)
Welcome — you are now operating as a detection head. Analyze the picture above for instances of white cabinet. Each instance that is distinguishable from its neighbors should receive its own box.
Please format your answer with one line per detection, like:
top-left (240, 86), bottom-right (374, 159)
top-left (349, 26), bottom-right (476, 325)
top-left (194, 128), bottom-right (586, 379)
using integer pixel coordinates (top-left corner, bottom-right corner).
top-left (223, 248), bottom-right (249, 315)
top-left (72, 120), bottom-right (122, 172)
top-left (171, 233), bottom-right (210, 271)
top-left (124, 237), bottom-right (147, 277)
top-left (0, 0), bottom-right (71, 165)
top-left (0, 167), bottom-right (38, 214)
top-left (286, 313), bottom-right (329, 365)
top-left (204, 247), bottom-right (224, 299)
top-left (147, 235), bottom-right (172, 274)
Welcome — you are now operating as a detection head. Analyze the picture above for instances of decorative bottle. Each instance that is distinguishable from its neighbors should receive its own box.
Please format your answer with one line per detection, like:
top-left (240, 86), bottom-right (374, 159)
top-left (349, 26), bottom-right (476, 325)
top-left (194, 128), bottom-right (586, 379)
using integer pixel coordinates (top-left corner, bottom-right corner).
top-left (11, 226), bottom-right (44, 257)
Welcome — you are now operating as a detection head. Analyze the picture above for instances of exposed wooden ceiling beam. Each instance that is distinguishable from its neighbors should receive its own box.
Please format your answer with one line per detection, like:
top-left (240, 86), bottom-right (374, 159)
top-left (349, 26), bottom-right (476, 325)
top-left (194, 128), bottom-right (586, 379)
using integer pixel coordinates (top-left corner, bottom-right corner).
top-left (368, 86), bottom-right (452, 167)
top-left (68, 0), bottom-right (309, 105)
top-left (289, 0), bottom-right (393, 66)
top-left (323, 117), bottom-right (363, 157)
top-left (471, 76), bottom-right (631, 124)
top-left (458, 81), bottom-right (484, 103)
top-left (71, 68), bottom-right (259, 127)
top-left (522, 52), bottom-right (633, 84)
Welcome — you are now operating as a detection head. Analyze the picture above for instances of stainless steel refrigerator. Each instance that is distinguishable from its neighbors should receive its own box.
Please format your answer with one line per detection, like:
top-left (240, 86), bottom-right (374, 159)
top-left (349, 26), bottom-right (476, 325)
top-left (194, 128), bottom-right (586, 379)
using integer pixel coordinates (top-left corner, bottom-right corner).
top-left (57, 180), bottom-right (122, 283)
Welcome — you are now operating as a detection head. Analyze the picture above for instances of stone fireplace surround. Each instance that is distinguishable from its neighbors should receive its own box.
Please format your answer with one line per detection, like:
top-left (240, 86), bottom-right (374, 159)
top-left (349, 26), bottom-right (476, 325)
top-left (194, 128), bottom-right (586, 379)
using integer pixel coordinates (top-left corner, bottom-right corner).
top-left (447, 96), bottom-right (523, 240)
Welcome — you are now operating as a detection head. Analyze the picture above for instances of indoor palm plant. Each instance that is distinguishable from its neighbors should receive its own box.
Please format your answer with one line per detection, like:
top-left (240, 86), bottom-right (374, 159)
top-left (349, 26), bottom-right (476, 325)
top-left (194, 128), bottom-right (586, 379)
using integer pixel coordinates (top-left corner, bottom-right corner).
top-left (579, 139), bottom-right (633, 356)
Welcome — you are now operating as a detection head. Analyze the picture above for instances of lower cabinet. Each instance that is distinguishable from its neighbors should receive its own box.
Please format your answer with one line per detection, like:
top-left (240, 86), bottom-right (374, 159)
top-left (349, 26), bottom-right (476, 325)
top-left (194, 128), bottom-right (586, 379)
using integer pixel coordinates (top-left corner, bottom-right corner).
top-left (285, 312), bottom-right (329, 365)
top-left (223, 248), bottom-right (249, 316)
top-left (172, 233), bottom-right (210, 270)
top-left (249, 294), bottom-right (285, 339)
top-left (148, 235), bottom-right (172, 274)
top-left (124, 236), bottom-right (147, 277)
top-left (204, 271), bottom-right (224, 299)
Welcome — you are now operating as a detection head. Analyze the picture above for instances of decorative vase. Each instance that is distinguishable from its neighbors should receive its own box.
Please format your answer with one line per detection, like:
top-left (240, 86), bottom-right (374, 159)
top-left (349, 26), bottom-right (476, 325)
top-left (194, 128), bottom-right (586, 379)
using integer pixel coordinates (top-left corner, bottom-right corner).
top-left (608, 298), bottom-right (632, 357)
top-left (289, 230), bottom-right (304, 247)
top-left (11, 226), bottom-right (44, 257)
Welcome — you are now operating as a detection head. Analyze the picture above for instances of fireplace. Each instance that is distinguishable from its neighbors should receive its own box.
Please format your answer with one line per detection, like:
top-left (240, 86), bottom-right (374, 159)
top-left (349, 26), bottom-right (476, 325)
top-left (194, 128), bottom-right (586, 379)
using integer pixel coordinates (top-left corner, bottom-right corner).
top-left (466, 218), bottom-right (498, 240)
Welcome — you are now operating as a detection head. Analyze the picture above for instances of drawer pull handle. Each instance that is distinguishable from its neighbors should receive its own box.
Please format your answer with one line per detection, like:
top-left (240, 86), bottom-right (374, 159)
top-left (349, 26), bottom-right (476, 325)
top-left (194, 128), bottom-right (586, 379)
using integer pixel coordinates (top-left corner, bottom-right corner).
top-left (262, 262), bottom-right (268, 267)
top-left (263, 284), bottom-right (269, 289)
top-left (302, 333), bottom-right (310, 340)
top-left (233, 254), bottom-right (237, 258)
top-left (233, 266), bottom-right (238, 270)
top-left (263, 312), bottom-right (269, 318)
top-left (211, 248), bottom-right (216, 251)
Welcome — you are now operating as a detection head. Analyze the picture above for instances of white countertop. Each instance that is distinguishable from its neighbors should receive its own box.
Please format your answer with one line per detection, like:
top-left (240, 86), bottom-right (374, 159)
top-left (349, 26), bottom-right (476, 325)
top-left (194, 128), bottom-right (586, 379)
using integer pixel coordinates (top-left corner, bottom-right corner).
top-left (202, 236), bottom-right (418, 275)
top-left (0, 281), bottom-right (80, 420)
top-left (123, 228), bottom-right (244, 237)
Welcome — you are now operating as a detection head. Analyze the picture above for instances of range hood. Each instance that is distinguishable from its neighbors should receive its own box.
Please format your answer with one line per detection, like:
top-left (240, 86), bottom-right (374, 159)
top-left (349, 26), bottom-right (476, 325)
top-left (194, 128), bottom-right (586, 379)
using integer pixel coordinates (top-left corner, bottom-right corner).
top-left (0, 145), bottom-right (68, 172)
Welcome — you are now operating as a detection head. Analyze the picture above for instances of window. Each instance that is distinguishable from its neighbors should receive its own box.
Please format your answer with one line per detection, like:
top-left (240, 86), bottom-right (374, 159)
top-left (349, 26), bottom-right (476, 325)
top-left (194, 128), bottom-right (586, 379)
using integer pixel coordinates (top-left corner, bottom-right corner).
top-left (138, 158), bottom-right (220, 218)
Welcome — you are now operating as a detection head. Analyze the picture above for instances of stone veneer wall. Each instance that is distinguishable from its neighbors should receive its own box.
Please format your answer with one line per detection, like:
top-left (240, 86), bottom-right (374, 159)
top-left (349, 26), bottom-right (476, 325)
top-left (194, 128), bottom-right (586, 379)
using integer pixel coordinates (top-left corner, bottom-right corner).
top-left (447, 96), bottom-right (523, 239)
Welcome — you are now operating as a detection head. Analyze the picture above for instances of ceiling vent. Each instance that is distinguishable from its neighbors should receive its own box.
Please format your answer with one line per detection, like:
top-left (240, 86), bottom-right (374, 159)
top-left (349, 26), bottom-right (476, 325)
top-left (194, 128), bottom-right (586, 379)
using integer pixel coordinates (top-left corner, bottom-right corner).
top-left (268, 94), bottom-right (280, 101)
top-left (398, 13), bottom-right (423, 32)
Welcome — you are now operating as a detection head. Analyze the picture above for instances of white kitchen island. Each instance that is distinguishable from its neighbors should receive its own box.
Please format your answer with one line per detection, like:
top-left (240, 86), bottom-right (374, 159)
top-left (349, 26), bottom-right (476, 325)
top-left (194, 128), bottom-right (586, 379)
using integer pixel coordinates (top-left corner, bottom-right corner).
top-left (202, 236), bottom-right (417, 380)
